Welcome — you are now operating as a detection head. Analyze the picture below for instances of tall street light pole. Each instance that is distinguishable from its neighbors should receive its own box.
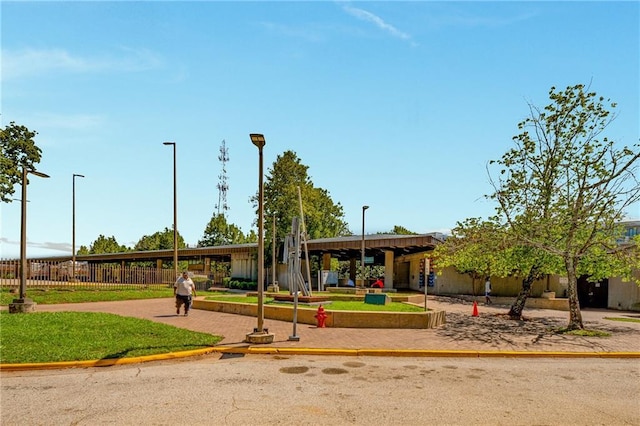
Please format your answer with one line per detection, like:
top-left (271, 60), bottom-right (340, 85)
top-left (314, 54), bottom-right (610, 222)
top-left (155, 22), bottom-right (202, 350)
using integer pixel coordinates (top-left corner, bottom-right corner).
top-left (272, 215), bottom-right (277, 289)
top-left (163, 142), bottom-right (178, 280)
top-left (245, 133), bottom-right (274, 344)
top-left (361, 205), bottom-right (369, 287)
top-left (10, 167), bottom-right (49, 313)
top-left (72, 174), bottom-right (85, 281)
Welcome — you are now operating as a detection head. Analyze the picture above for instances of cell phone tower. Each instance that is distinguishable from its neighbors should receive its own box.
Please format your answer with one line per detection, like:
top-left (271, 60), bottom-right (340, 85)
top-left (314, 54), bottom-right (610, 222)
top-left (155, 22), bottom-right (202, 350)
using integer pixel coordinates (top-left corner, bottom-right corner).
top-left (215, 139), bottom-right (230, 217)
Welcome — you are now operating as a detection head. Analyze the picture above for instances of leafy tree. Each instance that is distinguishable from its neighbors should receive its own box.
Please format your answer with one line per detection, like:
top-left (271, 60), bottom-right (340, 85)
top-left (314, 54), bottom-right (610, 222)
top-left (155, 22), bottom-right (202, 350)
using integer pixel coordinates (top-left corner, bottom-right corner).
top-left (134, 227), bottom-right (185, 251)
top-left (489, 84), bottom-right (640, 329)
top-left (245, 229), bottom-right (258, 243)
top-left (0, 122), bottom-right (43, 203)
top-left (198, 216), bottom-right (256, 283)
top-left (378, 225), bottom-right (417, 235)
top-left (78, 235), bottom-right (129, 254)
top-left (133, 227), bottom-right (187, 269)
top-left (432, 218), bottom-right (505, 296)
top-left (303, 187), bottom-right (350, 239)
top-left (575, 231), bottom-right (640, 284)
top-left (198, 213), bottom-right (255, 246)
top-left (256, 151), bottom-right (349, 267)
top-left (502, 245), bottom-right (563, 319)
top-left (432, 217), bottom-right (566, 318)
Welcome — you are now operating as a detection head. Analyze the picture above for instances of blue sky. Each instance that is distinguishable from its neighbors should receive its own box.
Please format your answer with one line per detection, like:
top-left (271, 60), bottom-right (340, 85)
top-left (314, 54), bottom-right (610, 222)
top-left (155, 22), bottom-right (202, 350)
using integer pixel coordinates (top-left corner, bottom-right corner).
top-left (1, 1), bottom-right (639, 259)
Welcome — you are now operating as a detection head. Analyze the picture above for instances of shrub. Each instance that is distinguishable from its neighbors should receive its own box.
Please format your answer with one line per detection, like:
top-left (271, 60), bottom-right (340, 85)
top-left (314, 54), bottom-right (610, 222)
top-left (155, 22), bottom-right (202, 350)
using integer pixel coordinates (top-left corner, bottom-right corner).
top-left (227, 279), bottom-right (257, 291)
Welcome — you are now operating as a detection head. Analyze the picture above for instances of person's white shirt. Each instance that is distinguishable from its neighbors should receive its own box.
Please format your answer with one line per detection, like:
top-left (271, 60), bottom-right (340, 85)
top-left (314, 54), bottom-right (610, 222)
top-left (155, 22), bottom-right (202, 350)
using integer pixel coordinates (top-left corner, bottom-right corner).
top-left (174, 274), bottom-right (195, 296)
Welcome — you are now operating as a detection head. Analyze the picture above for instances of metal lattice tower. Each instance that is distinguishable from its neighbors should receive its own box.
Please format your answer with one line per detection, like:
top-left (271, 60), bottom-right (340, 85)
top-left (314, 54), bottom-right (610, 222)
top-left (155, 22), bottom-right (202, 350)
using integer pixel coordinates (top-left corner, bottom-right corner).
top-left (215, 139), bottom-right (230, 217)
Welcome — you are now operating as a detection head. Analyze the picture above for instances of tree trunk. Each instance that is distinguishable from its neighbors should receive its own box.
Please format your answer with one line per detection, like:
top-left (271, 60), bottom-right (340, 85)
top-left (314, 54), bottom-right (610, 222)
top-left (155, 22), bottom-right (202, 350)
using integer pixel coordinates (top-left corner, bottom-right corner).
top-left (508, 270), bottom-right (536, 319)
top-left (565, 257), bottom-right (584, 330)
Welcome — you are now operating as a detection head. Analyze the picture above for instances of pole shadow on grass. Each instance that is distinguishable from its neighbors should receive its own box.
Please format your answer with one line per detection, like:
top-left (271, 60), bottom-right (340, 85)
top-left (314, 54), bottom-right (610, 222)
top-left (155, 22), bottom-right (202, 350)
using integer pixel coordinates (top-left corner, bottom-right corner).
top-left (100, 344), bottom-right (217, 360)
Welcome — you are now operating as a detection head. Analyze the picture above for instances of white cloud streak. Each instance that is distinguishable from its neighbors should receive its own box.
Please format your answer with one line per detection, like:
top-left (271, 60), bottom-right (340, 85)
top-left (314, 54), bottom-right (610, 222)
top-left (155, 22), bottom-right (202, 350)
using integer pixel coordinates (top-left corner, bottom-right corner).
top-left (260, 21), bottom-right (326, 43)
top-left (341, 4), bottom-right (414, 44)
top-left (432, 11), bottom-right (538, 29)
top-left (28, 113), bottom-right (106, 131)
top-left (0, 237), bottom-right (71, 259)
top-left (1, 47), bottom-right (163, 82)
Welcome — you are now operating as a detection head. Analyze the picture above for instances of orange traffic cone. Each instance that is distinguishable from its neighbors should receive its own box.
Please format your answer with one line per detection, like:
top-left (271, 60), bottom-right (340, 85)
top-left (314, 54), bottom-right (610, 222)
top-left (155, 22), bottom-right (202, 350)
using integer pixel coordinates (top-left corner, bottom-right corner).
top-left (472, 301), bottom-right (479, 317)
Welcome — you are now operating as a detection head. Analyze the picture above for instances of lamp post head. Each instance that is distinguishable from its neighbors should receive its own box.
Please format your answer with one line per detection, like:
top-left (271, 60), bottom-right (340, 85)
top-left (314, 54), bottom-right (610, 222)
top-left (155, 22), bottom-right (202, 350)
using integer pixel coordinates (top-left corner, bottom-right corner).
top-left (29, 170), bottom-right (50, 179)
top-left (250, 133), bottom-right (266, 149)
top-left (73, 174), bottom-right (85, 179)
top-left (363, 205), bottom-right (369, 211)
top-left (163, 141), bottom-right (175, 146)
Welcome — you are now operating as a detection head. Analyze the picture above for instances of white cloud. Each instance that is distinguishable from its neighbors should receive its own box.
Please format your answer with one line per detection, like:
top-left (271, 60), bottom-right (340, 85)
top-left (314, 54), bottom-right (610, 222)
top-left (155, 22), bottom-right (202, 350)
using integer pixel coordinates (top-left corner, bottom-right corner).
top-left (29, 113), bottom-right (106, 131)
top-left (0, 237), bottom-right (70, 259)
top-left (260, 21), bottom-right (326, 43)
top-left (1, 47), bottom-right (163, 81)
top-left (341, 4), bottom-right (415, 45)
top-left (0, 112), bottom-right (107, 148)
top-left (35, 241), bottom-right (72, 253)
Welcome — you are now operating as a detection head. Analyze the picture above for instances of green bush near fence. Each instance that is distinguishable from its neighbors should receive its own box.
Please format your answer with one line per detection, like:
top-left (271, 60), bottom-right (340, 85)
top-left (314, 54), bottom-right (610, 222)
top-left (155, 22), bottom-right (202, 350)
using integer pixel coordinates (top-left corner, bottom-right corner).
top-left (224, 278), bottom-right (257, 291)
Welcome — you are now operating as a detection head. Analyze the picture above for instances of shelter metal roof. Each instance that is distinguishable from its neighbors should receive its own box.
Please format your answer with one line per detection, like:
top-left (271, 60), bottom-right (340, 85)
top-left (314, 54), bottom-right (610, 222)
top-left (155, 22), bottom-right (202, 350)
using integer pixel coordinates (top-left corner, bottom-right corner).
top-left (24, 234), bottom-right (443, 264)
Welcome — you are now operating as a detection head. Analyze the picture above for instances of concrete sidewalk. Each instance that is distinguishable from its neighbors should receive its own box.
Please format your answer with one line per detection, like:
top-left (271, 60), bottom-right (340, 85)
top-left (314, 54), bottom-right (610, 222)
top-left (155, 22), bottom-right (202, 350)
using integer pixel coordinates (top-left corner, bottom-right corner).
top-left (26, 295), bottom-right (640, 357)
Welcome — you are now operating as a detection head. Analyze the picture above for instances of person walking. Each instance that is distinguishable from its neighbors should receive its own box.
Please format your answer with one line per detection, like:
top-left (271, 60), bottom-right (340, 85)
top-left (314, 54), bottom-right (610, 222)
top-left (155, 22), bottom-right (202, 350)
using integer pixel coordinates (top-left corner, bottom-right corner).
top-left (174, 271), bottom-right (196, 316)
top-left (485, 277), bottom-right (492, 305)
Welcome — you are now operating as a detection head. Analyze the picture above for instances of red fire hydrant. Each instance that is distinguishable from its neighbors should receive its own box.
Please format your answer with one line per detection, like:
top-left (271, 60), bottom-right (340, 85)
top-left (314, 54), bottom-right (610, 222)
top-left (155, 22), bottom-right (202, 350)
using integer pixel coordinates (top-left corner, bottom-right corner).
top-left (315, 305), bottom-right (328, 328)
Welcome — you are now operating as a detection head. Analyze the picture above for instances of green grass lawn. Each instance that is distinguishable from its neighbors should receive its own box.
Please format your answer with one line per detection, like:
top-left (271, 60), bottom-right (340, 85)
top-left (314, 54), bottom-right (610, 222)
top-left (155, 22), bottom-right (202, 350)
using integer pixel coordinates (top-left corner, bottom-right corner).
top-left (0, 288), bottom-right (228, 364)
top-left (0, 288), bottom-right (421, 364)
top-left (0, 311), bottom-right (222, 364)
top-left (206, 295), bottom-right (426, 312)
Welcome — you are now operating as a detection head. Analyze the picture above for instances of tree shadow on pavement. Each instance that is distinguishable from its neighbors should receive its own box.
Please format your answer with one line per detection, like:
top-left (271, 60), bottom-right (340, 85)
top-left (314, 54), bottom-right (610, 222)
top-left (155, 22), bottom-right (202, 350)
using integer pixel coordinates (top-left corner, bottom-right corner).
top-left (434, 310), bottom-right (640, 351)
top-left (436, 311), bottom-right (565, 348)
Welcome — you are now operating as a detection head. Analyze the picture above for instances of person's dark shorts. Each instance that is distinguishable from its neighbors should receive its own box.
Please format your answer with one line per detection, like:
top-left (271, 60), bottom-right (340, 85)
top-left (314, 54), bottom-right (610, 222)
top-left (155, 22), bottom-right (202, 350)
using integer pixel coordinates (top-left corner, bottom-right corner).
top-left (175, 294), bottom-right (192, 309)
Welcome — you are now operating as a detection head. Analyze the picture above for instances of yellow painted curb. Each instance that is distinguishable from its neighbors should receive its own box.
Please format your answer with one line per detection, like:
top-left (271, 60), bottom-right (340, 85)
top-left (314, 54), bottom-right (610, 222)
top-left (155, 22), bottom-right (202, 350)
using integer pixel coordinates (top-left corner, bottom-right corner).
top-left (2, 347), bottom-right (639, 371)
top-left (228, 347), bottom-right (640, 359)
top-left (359, 349), bottom-right (481, 357)
top-left (200, 347), bottom-right (640, 359)
top-left (245, 347), bottom-right (359, 356)
top-left (0, 347), bottom-right (220, 372)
